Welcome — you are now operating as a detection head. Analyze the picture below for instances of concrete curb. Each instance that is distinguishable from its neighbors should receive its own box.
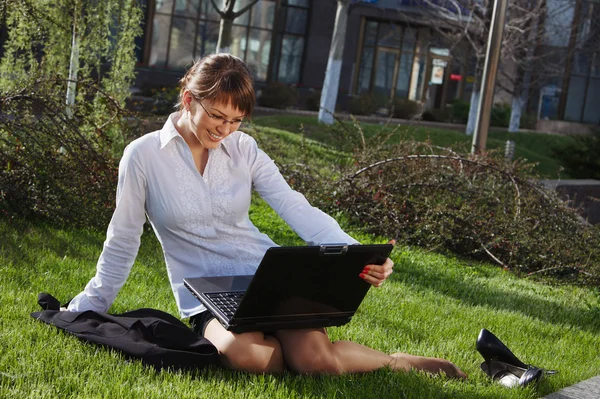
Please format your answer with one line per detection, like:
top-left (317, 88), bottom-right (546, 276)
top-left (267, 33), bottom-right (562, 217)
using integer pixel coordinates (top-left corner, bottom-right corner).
top-left (542, 375), bottom-right (600, 399)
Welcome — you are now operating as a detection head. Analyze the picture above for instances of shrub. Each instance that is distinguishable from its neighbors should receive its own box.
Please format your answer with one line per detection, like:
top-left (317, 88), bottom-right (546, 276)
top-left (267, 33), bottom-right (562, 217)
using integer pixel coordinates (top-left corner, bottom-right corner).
top-left (0, 79), bottom-right (129, 230)
top-left (490, 103), bottom-right (511, 127)
top-left (421, 108), bottom-right (450, 123)
top-left (263, 119), bottom-right (600, 286)
top-left (348, 94), bottom-right (377, 116)
top-left (449, 100), bottom-right (470, 123)
top-left (552, 130), bottom-right (600, 179)
top-left (258, 82), bottom-right (299, 109)
top-left (520, 112), bottom-right (538, 130)
top-left (390, 98), bottom-right (422, 119)
top-left (304, 89), bottom-right (321, 112)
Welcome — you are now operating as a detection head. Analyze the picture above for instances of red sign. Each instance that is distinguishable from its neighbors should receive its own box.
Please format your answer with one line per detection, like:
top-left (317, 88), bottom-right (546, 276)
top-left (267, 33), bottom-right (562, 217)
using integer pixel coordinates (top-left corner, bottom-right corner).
top-left (450, 74), bottom-right (462, 81)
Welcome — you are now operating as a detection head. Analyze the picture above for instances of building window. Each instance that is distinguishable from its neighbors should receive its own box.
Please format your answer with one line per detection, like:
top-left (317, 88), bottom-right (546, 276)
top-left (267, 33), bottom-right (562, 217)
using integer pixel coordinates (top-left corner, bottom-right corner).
top-left (356, 21), bottom-right (426, 107)
top-left (355, 19), bottom-right (467, 110)
top-left (145, 0), bottom-right (308, 84)
top-left (562, 0), bottom-right (600, 124)
top-left (271, 0), bottom-right (309, 84)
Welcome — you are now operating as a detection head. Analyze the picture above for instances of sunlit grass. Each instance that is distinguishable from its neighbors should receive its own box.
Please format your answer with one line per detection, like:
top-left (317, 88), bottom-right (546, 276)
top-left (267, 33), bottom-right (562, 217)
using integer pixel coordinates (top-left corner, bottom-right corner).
top-left (1, 124), bottom-right (598, 398)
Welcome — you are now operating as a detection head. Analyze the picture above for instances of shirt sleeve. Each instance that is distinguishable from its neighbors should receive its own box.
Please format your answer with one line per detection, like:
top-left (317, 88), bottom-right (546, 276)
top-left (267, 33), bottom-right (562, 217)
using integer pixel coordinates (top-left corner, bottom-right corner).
top-left (240, 134), bottom-right (359, 246)
top-left (67, 142), bottom-right (147, 312)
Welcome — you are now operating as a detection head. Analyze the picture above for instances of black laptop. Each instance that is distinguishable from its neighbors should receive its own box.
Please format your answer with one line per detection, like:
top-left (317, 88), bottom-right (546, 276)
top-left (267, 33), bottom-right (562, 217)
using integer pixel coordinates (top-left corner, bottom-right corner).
top-left (183, 243), bottom-right (393, 333)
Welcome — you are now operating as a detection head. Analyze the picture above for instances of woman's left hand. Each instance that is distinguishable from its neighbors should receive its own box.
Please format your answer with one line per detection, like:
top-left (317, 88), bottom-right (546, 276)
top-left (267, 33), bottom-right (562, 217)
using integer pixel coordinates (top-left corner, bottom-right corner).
top-left (359, 239), bottom-right (395, 287)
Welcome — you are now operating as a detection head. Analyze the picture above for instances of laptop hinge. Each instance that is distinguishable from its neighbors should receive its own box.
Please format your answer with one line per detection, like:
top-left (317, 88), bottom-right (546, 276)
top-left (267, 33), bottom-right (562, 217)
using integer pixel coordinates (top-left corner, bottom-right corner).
top-left (319, 244), bottom-right (349, 255)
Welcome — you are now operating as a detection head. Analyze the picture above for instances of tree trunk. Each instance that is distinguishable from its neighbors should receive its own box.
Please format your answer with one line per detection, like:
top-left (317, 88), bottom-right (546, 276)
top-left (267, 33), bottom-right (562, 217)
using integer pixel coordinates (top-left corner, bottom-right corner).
top-left (508, 95), bottom-right (524, 132)
top-left (318, 0), bottom-right (350, 125)
top-left (466, 89), bottom-right (479, 136)
top-left (65, 0), bottom-right (81, 118)
top-left (216, 17), bottom-right (233, 53)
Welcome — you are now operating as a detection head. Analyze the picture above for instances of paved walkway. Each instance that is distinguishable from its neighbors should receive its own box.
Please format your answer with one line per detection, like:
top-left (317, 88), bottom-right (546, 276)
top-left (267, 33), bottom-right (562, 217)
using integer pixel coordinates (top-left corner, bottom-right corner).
top-left (543, 375), bottom-right (600, 399)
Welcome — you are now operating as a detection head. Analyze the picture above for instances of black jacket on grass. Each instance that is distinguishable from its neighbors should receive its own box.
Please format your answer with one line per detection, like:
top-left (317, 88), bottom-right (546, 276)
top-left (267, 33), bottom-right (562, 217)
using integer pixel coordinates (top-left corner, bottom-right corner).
top-left (31, 293), bottom-right (218, 371)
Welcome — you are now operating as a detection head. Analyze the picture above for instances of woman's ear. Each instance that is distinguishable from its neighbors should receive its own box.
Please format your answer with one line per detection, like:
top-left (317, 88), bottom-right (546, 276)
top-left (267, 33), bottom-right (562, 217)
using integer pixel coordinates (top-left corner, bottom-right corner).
top-left (182, 89), bottom-right (193, 111)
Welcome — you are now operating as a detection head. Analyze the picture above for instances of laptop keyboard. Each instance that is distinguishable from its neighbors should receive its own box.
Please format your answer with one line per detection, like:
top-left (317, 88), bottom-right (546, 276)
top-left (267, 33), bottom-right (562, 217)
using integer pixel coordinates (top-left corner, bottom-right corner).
top-left (205, 291), bottom-right (244, 319)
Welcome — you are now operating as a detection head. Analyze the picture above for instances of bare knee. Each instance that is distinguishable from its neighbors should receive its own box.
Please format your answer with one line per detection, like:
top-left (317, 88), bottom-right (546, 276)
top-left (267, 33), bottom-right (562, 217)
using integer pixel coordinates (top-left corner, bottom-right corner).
top-left (204, 320), bottom-right (284, 374)
top-left (220, 333), bottom-right (284, 374)
top-left (286, 345), bottom-right (343, 375)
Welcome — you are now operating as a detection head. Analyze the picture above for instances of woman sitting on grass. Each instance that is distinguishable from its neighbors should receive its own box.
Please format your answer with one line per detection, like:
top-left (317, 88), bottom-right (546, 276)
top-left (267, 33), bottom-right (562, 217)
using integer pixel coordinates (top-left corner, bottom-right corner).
top-left (67, 53), bottom-right (466, 379)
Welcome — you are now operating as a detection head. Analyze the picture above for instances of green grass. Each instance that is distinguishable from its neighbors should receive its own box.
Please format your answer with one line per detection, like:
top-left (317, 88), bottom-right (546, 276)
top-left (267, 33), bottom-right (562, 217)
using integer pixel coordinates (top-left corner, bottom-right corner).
top-left (2, 203), bottom-right (600, 398)
top-left (251, 115), bottom-right (576, 179)
top-left (2, 123), bottom-right (599, 398)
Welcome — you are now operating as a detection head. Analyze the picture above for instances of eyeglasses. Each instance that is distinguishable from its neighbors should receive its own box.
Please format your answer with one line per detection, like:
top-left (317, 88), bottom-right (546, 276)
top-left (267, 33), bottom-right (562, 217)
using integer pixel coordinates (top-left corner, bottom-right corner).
top-left (195, 98), bottom-right (244, 126)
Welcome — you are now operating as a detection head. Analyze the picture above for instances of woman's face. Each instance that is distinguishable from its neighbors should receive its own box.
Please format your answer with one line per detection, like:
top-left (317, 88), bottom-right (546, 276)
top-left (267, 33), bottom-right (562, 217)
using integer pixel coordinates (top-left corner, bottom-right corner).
top-left (186, 95), bottom-right (245, 149)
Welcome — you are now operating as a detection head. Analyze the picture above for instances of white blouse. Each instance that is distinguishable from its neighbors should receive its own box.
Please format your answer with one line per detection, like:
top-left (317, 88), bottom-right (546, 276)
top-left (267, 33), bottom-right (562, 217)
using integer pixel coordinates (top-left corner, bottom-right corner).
top-left (68, 113), bottom-right (358, 317)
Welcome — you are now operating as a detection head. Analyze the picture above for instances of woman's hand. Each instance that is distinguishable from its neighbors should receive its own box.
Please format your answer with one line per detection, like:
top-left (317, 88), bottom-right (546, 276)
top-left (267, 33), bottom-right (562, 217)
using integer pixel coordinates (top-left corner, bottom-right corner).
top-left (359, 239), bottom-right (395, 287)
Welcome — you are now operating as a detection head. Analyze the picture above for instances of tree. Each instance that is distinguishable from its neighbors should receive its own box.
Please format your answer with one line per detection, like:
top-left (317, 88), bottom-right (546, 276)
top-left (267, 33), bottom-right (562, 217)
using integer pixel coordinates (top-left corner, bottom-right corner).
top-left (319, 0), bottom-right (350, 125)
top-left (0, 0), bottom-right (143, 155)
top-left (210, 0), bottom-right (259, 54)
top-left (408, 0), bottom-right (600, 134)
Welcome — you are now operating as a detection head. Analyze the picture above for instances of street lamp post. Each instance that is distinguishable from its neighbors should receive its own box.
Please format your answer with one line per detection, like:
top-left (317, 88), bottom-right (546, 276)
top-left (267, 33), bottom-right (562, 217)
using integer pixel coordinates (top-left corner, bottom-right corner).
top-left (472, 0), bottom-right (509, 154)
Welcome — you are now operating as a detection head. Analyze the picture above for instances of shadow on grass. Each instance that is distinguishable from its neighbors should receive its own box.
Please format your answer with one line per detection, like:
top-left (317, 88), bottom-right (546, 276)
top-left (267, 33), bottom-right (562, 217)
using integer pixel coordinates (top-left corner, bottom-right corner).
top-left (191, 364), bottom-right (508, 399)
top-left (393, 255), bottom-right (600, 334)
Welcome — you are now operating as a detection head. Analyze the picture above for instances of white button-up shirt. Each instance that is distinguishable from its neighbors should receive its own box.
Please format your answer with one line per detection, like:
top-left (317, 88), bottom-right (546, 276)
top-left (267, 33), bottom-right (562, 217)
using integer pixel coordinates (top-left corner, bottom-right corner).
top-left (68, 113), bottom-right (358, 317)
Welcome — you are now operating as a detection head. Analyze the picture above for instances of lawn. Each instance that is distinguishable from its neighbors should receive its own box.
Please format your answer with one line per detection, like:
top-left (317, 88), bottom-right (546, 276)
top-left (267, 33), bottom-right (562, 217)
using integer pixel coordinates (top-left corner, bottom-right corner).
top-left (251, 115), bottom-right (576, 179)
top-left (1, 122), bottom-right (599, 399)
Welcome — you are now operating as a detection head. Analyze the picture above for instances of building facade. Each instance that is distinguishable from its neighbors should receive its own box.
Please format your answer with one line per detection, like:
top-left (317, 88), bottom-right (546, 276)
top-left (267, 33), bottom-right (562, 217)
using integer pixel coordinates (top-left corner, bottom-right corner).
top-left (135, 0), bottom-right (599, 127)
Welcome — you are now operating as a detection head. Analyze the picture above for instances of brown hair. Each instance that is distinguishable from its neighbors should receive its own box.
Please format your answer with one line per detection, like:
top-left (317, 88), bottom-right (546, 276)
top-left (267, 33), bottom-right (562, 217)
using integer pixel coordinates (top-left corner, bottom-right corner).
top-left (177, 53), bottom-right (255, 116)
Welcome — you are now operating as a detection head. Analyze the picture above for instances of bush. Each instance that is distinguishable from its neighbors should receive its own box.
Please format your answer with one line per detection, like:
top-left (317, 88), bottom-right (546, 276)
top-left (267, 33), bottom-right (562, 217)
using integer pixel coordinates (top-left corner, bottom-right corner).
top-left (520, 112), bottom-right (538, 130)
top-left (258, 82), bottom-right (299, 109)
top-left (304, 89), bottom-right (321, 112)
top-left (391, 98), bottom-right (422, 119)
top-left (265, 120), bottom-right (600, 286)
top-left (552, 130), bottom-right (600, 179)
top-left (0, 79), bottom-right (128, 230)
top-left (421, 108), bottom-right (450, 122)
top-left (490, 103), bottom-right (511, 127)
top-left (348, 94), bottom-right (377, 116)
top-left (449, 100), bottom-right (470, 123)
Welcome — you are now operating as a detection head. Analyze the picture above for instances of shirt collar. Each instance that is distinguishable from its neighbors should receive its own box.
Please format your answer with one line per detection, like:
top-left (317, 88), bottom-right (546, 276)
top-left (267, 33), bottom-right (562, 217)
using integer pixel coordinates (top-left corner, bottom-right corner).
top-left (159, 113), bottom-right (182, 149)
top-left (159, 112), bottom-right (232, 158)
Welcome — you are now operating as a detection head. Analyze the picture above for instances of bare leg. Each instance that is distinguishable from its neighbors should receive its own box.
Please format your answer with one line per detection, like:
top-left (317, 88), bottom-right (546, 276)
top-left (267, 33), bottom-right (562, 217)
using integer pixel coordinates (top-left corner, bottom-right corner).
top-left (203, 318), bottom-right (285, 374)
top-left (276, 328), bottom-right (467, 378)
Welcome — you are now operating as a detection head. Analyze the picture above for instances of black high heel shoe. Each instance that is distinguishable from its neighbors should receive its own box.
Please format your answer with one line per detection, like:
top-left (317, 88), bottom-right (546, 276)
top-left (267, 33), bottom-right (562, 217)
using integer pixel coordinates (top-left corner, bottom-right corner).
top-left (476, 329), bottom-right (557, 388)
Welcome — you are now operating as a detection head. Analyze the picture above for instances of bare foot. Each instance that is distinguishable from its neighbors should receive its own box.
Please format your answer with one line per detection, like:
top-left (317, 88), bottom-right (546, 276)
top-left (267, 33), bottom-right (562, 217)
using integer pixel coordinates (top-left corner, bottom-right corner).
top-left (391, 353), bottom-right (468, 379)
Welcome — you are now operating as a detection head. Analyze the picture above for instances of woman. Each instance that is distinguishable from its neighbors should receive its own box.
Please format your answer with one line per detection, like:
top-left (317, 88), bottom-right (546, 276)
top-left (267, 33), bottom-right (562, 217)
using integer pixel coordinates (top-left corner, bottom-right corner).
top-left (67, 53), bottom-right (466, 378)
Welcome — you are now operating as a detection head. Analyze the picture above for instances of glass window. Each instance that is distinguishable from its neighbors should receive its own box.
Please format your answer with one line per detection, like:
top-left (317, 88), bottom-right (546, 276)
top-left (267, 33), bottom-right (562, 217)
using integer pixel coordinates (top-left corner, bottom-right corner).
top-left (278, 35), bottom-right (304, 84)
top-left (564, 75), bottom-right (586, 121)
top-left (245, 28), bottom-right (271, 81)
top-left (583, 78), bottom-right (600, 124)
top-left (592, 53), bottom-right (600, 77)
top-left (229, 25), bottom-right (248, 59)
top-left (250, 1), bottom-right (275, 29)
top-left (402, 28), bottom-right (417, 52)
top-left (201, 0), bottom-right (220, 20)
top-left (196, 21), bottom-right (219, 57)
top-left (378, 23), bottom-right (401, 48)
top-left (396, 52), bottom-right (412, 99)
top-left (285, 7), bottom-right (308, 35)
top-left (408, 54), bottom-right (427, 102)
top-left (364, 21), bottom-right (378, 46)
top-left (373, 49), bottom-right (397, 106)
top-left (357, 47), bottom-right (374, 94)
top-left (416, 27), bottom-right (430, 53)
top-left (167, 17), bottom-right (196, 69)
top-left (149, 14), bottom-right (170, 68)
top-left (233, 0), bottom-right (251, 25)
top-left (544, 0), bottom-right (574, 47)
top-left (286, 0), bottom-right (309, 6)
top-left (155, 0), bottom-right (174, 14)
top-left (174, 0), bottom-right (200, 17)
top-left (572, 51), bottom-right (591, 75)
